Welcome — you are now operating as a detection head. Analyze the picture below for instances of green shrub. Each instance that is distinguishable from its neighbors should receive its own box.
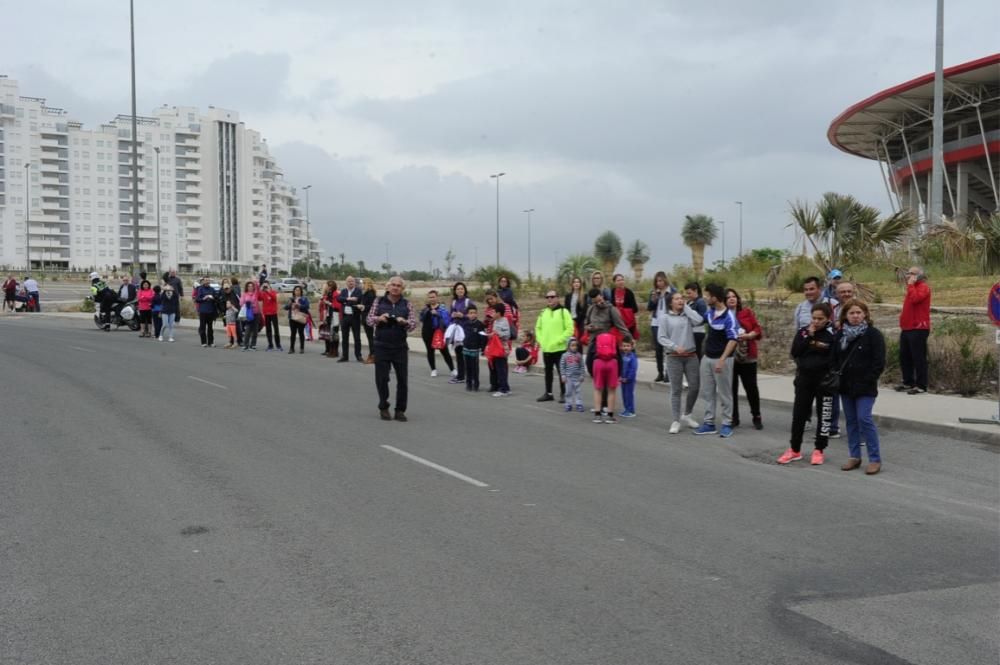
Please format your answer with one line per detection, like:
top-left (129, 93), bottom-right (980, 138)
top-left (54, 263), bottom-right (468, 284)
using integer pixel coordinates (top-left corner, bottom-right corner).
top-left (79, 297), bottom-right (95, 313)
top-left (782, 271), bottom-right (804, 294)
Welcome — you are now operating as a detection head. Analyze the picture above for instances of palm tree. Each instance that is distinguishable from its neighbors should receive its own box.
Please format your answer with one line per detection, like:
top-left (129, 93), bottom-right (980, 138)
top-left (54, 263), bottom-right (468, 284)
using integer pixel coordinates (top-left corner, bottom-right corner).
top-left (626, 240), bottom-right (651, 283)
top-left (444, 249), bottom-right (456, 277)
top-left (338, 252), bottom-right (346, 267)
top-left (556, 253), bottom-right (598, 287)
top-left (681, 214), bottom-right (717, 276)
top-left (593, 230), bottom-right (623, 276)
top-left (788, 192), bottom-right (918, 274)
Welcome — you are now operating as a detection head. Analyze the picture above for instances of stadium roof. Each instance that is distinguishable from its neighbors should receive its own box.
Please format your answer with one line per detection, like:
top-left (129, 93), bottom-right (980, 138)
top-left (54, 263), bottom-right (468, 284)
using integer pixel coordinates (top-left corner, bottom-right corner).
top-left (828, 53), bottom-right (1000, 160)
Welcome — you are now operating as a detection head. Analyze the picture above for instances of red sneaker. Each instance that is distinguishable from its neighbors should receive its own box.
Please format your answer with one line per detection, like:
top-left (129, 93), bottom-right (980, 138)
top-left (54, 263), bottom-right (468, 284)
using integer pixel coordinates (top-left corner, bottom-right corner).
top-left (777, 449), bottom-right (803, 465)
top-left (811, 449), bottom-right (825, 465)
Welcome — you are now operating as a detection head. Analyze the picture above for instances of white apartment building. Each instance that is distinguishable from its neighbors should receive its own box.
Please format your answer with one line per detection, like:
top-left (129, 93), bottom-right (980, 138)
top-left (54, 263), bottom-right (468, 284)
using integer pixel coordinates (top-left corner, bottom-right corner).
top-left (0, 76), bottom-right (321, 273)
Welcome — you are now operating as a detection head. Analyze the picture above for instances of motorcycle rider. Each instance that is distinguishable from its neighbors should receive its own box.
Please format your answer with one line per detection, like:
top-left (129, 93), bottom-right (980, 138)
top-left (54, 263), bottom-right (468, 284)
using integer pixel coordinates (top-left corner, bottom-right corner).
top-left (113, 275), bottom-right (137, 320)
top-left (90, 272), bottom-right (117, 330)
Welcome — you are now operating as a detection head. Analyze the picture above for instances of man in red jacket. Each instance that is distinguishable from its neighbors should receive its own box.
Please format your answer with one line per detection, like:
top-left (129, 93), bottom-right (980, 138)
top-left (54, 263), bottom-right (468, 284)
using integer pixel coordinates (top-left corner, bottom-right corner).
top-left (897, 266), bottom-right (931, 395)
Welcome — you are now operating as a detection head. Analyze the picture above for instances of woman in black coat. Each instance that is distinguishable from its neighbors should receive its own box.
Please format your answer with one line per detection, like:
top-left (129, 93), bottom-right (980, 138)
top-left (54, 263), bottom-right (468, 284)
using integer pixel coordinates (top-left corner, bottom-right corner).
top-left (833, 299), bottom-right (886, 475)
top-left (564, 275), bottom-right (587, 338)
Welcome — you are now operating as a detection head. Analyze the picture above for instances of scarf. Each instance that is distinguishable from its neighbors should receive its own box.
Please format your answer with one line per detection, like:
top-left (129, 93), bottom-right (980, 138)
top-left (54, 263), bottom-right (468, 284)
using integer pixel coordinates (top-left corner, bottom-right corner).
top-left (840, 322), bottom-right (868, 350)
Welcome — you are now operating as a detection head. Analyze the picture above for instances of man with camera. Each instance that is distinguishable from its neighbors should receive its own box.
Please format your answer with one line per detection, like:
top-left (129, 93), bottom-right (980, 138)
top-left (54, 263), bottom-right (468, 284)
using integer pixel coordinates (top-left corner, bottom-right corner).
top-left (366, 276), bottom-right (417, 421)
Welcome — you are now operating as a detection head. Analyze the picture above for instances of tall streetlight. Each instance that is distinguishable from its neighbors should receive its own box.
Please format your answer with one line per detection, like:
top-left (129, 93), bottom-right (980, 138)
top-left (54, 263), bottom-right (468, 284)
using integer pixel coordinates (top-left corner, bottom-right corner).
top-left (24, 162), bottom-right (30, 271)
top-left (928, 0), bottom-right (944, 228)
top-left (154, 146), bottom-right (161, 274)
top-left (490, 172), bottom-right (505, 268)
top-left (522, 208), bottom-right (534, 281)
top-left (734, 201), bottom-right (743, 257)
top-left (719, 220), bottom-right (727, 268)
top-left (129, 0), bottom-right (141, 272)
top-left (302, 184), bottom-right (311, 279)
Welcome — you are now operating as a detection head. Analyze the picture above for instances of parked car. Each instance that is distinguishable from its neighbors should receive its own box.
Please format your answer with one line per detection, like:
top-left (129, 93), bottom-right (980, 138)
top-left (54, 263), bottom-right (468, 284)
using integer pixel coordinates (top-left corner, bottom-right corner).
top-left (274, 278), bottom-right (304, 293)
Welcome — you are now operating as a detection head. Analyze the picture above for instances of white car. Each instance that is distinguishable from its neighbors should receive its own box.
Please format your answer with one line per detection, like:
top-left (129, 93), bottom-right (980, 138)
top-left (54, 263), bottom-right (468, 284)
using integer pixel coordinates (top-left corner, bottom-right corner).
top-left (273, 278), bottom-right (305, 293)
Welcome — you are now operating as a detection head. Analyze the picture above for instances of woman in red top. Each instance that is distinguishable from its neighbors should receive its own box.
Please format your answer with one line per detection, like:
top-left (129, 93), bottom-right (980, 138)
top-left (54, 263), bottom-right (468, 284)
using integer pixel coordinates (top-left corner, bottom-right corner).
top-left (612, 273), bottom-right (640, 341)
top-left (726, 288), bottom-right (763, 429)
top-left (137, 279), bottom-right (155, 338)
top-left (257, 281), bottom-right (282, 351)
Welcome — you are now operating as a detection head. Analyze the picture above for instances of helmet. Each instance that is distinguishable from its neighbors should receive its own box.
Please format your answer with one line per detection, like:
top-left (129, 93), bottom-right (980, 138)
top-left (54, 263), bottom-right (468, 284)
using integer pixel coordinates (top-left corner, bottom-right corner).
top-left (120, 305), bottom-right (136, 321)
top-left (89, 272), bottom-right (100, 280)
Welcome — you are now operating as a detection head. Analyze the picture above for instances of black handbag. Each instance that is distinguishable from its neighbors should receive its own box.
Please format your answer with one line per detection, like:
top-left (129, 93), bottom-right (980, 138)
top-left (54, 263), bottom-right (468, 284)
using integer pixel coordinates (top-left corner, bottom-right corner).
top-left (821, 340), bottom-right (860, 394)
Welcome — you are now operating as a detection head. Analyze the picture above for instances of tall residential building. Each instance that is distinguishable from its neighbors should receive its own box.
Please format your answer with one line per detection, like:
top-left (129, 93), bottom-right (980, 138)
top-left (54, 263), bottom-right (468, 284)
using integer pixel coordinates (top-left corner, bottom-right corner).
top-left (0, 76), bottom-right (321, 273)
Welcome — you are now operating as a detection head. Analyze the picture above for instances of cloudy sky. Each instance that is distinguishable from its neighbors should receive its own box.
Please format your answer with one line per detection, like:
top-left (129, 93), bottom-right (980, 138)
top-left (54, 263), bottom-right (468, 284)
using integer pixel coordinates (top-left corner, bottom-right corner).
top-left (5, 1), bottom-right (998, 276)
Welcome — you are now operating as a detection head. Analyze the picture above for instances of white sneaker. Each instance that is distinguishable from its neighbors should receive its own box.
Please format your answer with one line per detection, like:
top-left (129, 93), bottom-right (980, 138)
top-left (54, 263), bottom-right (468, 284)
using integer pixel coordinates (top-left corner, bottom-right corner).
top-left (681, 414), bottom-right (700, 429)
top-left (431, 369), bottom-right (438, 377)
top-left (669, 421), bottom-right (681, 434)
top-left (158, 336), bottom-right (164, 341)
top-left (169, 337), bottom-right (175, 342)
top-left (491, 391), bottom-right (504, 397)
top-left (451, 368), bottom-right (458, 378)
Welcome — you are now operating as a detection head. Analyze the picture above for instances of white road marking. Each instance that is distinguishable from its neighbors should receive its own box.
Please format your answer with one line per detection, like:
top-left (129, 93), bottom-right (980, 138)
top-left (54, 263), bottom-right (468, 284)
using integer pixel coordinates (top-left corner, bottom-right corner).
top-left (186, 375), bottom-right (229, 390)
top-left (70, 346), bottom-right (96, 353)
top-left (380, 445), bottom-right (490, 488)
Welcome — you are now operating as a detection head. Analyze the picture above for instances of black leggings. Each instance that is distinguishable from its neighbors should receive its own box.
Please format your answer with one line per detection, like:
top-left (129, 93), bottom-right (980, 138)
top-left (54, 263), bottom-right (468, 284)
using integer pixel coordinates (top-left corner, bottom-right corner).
top-left (422, 330), bottom-right (454, 371)
top-left (363, 323), bottom-right (374, 355)
top-left (731, 361), bottom-right (761, 424)
top-left (264, 314), bottom-right (281, 348)
top-left (790, 372), bottom-right (832, 451)
top-left (289, 320), bottom-right (306, 351)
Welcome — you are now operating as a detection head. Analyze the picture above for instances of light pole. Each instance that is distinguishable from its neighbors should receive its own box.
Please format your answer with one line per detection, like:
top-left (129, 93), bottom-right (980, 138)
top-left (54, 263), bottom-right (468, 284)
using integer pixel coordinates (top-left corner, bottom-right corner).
top-left (490, 172), bottom-right (505, 268)
top-left (929, 0), bottom-right (944, 228)
top-left (129, 0), bottom-right (141, 273)
top-left (522, 208), bottom-right (534, 281)
top-left (474, 246), bottom-right (478, 271)
top-left (302, 184), bottom-right (311, 279)
top-left (734, 201), bottom-right (743, 257)
top-left (719, 220), bottom-right (727, 268)
top-left (24, 162), bottom-right (30, 270)
top-left (154, 146), bottom-right (161, 274)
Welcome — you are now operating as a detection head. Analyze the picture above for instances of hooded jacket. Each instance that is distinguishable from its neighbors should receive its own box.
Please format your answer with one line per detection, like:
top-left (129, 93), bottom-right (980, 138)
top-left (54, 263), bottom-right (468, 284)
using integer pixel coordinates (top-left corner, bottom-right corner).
top-left (535, 304), bottom-right (575, 353)
top-left (558, 338), bottom-right (585, 382)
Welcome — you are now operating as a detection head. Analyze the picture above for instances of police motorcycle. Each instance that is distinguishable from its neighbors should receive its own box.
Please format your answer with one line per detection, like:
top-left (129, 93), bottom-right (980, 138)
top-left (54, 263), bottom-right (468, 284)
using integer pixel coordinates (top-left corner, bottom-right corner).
top-left (89, 273), bottom-right (140, 331)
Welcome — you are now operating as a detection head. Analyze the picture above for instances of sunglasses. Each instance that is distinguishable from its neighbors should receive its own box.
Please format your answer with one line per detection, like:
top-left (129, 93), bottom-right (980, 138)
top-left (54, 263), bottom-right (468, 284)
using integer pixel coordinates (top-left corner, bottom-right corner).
top-left (546, 295), bottom-right (558, 298)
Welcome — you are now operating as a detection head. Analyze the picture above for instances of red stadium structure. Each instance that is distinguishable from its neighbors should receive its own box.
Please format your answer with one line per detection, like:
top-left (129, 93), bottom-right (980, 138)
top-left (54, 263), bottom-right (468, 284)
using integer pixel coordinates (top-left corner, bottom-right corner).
top-left (828, 53), bottom-right (1000, 224)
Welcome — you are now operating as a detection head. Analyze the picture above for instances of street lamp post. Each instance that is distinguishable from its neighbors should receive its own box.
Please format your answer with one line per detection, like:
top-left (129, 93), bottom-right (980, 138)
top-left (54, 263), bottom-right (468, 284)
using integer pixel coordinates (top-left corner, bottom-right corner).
top-left (522, 208), bottom-right (534, 281)
top-left (490, 172), bottom-right (505, 268)
top-left (24, 162), bottom-right (30, 271)
top-left (734, 201), bottom-right (743, 257)
top-left (302, 184), bottom-right (311, 279)
top-left (154, 146), bottom-right (161, 274)
top-left (129, 0), bottom-right (141, 273)
top-left (719, 220), bottom-right (727, 268)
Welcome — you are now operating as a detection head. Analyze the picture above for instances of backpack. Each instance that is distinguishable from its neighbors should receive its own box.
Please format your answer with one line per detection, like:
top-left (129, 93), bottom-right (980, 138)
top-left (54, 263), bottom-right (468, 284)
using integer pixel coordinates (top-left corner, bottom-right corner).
top-left (595, 332), bottom-right (617, 360)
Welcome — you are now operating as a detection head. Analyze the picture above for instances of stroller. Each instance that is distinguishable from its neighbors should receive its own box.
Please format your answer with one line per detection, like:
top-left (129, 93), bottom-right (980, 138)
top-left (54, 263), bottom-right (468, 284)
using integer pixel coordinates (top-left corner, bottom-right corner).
top-left (13, 289), bottom-right (37, 313)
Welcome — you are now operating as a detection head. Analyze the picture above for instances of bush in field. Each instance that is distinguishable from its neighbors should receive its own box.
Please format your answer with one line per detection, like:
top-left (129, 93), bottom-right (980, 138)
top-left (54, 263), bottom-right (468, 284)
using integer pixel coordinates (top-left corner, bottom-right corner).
top-left (927, 318), bottom-right (995, 396)
top-left (79, 297), bottom-right (95, 313)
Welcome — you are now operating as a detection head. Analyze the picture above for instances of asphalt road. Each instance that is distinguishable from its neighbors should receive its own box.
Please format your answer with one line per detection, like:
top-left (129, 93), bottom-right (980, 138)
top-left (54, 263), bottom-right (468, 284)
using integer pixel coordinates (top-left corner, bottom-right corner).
top-left (1, 316), bottom-right (997, 665)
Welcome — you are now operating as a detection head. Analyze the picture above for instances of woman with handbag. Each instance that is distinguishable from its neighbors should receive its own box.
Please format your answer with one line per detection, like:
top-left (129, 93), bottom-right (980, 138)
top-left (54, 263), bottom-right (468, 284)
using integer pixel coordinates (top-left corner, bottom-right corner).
top-left (834, 300), bottom-right (886, 475)
top-left (238, 281), bottom-right (260, 351)
top-left (285, 285), bottom-right (310, 354)
top-left (420, 289), bottom-right (453, 377)
top-left (319, 281), bottom-right (341, 358)
top-left (361, 278), bottom-right (377, 363)
top-left (727, 288), bottom-right (764, 429)
top-left (778, 302), bottom-right (836, 465)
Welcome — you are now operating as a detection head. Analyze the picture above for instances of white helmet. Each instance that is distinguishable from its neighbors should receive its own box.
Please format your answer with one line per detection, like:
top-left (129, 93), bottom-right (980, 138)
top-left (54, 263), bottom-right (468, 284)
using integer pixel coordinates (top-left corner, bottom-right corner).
top-left (120, 305), bottom-right (135, 321)
top-left (89, 272), bottom-right (100, 280)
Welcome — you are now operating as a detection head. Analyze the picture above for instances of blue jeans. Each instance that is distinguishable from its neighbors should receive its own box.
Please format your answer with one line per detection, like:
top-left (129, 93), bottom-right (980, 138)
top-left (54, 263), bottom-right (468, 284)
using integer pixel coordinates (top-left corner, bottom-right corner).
top-left (841, 395), bottom-right (880, 462)
top-left (621, 380), bottom-right (635, 413)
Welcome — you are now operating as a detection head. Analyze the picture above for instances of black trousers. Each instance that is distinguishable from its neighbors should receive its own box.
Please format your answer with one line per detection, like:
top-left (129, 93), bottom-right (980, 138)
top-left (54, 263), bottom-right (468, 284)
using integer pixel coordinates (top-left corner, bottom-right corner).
top-left (899, 329), bottom-right (929, 389)
top-left (542, 350), bottom-right (565, 396)
top-left (422, 330), bottom-right (454, 372)
top-left (263, 314), bottom-right (281, 348)
top-left (342, 314), bottom-right (363, 359)
top-left (489, 357), bottom-right (510, 393)
top-left (693, 332), bottom-right (706, 360)
top-left (651, 327), bottom-right (665, 378)
top-left (363, 324), bottom-right (374, 355)
top-left (731, 361), bottom-right (761, 425)
top-left (454, 345), bottom-right (466, 380)
top-left (375, 346), bottom-right (409, 412)
top-left (464, 351), bottom-right (479, 388)
top-left (790, 372), bottom-right (833, 452)
top-left (198, 313), bottom-right (215, 345)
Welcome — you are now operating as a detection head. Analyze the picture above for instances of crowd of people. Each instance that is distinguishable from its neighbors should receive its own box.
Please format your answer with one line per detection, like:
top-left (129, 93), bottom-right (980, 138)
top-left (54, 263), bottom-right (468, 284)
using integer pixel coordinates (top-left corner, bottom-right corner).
top-left (79, 263), bottom-right (935, 475)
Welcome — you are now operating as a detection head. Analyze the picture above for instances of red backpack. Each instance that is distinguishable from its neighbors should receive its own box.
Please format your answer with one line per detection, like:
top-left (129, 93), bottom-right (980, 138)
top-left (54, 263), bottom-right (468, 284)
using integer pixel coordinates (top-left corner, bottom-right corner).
top-left (595, 332), bottom-right (617, 360)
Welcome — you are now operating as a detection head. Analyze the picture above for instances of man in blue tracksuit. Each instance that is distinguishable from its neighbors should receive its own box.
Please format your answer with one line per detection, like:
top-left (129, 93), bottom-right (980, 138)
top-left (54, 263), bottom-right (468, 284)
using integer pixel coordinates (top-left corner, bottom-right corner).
top-left (619, 339), bottom-right (639, 417)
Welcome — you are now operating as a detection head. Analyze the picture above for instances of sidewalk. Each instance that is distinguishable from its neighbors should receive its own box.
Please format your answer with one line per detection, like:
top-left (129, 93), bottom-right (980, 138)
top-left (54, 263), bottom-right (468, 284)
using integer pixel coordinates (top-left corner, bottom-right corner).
top-left (21, 310), bottom-right (1000, 445)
